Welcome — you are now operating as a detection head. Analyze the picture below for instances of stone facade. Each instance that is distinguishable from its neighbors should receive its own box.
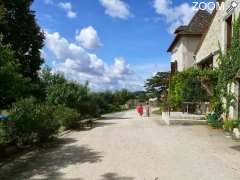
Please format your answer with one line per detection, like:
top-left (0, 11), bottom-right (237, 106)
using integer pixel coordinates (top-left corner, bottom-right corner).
top-left (196, 0), bottom-right (240, 64)
top-left (195, 10), bottom-right (222, 66)
top-left (195, 0), bottom-right (240, 119)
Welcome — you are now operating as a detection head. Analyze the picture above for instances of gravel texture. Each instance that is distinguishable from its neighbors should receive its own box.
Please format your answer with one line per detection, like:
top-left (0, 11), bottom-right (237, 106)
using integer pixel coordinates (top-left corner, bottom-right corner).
top-left (1, 110), bottom-right (240, 180)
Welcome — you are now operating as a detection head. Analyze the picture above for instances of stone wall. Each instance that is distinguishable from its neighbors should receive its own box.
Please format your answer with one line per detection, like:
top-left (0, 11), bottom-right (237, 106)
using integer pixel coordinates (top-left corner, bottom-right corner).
top-left (195, 11), bottom-right (222, 64)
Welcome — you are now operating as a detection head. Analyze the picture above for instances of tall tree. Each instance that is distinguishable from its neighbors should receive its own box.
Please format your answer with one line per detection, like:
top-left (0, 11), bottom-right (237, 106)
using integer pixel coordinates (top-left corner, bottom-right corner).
top-left (145, 72), bottom-right (170, 101)
top-left (0, 0), bottom-right (44, 81)
top-left (0, 37), bottom-right (26, 108)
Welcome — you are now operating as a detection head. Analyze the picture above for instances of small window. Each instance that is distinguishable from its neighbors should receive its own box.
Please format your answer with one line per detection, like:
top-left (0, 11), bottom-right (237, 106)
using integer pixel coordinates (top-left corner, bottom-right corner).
top-left (171, 61), bottom-right (177, 75)
top-left (226, 15), bottom-right (232, 49)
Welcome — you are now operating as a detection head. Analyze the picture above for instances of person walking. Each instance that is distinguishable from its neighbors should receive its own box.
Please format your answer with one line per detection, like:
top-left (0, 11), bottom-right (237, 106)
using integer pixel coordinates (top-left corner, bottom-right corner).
top-left (136, 104), bottom-right (144, 117)
top-left (145, 102), bottom-right (151, 117)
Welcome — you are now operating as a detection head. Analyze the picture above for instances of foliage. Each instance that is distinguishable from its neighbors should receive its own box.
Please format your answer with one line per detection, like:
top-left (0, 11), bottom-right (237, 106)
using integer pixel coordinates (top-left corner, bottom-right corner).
top-left (53, 105), bottom-right (80, 129)
top-left (0, 38), bottom-right (27, 108)
top-left (206, 112), bottom-right (223, 129)
top-left (40, 68), bottom-right (135, 117)
top-left (216, 14), bottom-right (240, 119)
top-left (0, 120), bottom-right (10, 145)
top-left (169, 68), bottom-right (215, 109)
top-left (134, 91), bottom-right (148, 103)
top-left (10, 98), bottom-right (59, 145)
top-left (169, 74), bottom-right (184, 109)
top-left (34, 103), bottom-right (59, 143)
top-left (223, 120), bottom-right (240, 132)
top-left (145, 72), bottom-right (170, 102)
top-left (46, 79), bottom-right (92, 116)
top-left (0, 0), bottom-right (45, 81)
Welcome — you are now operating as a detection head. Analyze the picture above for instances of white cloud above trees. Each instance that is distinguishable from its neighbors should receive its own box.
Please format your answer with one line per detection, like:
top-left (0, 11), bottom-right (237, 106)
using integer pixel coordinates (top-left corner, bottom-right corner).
top-left (45, 31), bottom-right (141, 91)
top-left (99, 0), bottom-right (132, 19)
top-left (58, 2), bottom-right (77, 19)
top-left (76, 26), bottom-right (102, 49)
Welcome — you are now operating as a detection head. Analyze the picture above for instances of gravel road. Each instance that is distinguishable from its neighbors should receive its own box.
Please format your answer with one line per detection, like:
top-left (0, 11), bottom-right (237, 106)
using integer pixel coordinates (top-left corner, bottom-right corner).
top-left (1, 110), bottom-right (240, 180)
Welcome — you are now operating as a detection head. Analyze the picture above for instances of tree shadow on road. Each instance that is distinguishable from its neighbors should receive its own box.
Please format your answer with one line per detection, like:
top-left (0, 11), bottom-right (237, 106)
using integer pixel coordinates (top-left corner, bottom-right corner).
top-left (101, 116), bottom-right (131, 120)
top-left (230, 145), bottom-right (240, 152)
top-left (94, 121), bottom-right (117, 128)
top-left (0, 138), bottom-right (103, 180)
top-left (101, 172), bottom-right (134, 180)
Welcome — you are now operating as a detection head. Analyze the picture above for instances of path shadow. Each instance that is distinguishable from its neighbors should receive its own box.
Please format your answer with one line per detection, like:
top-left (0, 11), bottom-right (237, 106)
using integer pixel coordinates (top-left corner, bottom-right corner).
top-left (0, 138), bottom-right (103, 180)
top-left (101, 173), bottom-right (134, 180)
top-left (0, 138), bottom-right (78, 165)
top-left (72, 121), bottom-right (117, 131)
top-left (230, 145), bottom-right (240, 152)
top-left (94, 121), bottom-right (116, 128)
top-left (101, 116), bottom-right (130, 120)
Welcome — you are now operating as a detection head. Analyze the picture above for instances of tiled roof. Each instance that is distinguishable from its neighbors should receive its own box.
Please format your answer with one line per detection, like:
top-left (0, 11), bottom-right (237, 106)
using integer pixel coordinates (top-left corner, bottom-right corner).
top-left (168, 10), bottom-right (211, 52)
top-left (177, 10), bottom-right (212, 34)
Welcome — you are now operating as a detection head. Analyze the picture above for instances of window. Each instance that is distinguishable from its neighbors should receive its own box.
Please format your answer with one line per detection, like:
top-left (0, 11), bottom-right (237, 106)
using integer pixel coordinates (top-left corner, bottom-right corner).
top-left (171, 61), bottom-right (177, 75)
top-left (226, 15), bottom-right (232, 49)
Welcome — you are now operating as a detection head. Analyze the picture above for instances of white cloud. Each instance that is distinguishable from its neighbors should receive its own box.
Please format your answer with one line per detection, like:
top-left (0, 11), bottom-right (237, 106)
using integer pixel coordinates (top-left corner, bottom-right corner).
top-left (58, 2), bottom-right (72, 10)
top-left (67, 11), bottom-right (77, 18)
top-left (110, 57), bottom-right (133, 77)
top-left (45, 31), bottom-right (142, 91)
top-left (58, 2), bottom-right (77, 19)
top-left (153, 0), bottom-right (194, 33)
top-left (76, 26), bottom-right (102, 49)
top-left (99, 0), bottom-right (131, 19)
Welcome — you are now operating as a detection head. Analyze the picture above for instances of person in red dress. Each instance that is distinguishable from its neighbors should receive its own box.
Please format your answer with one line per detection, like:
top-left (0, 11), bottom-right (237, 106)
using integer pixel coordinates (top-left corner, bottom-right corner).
top-left (136, 104), bottom-right (144, 117)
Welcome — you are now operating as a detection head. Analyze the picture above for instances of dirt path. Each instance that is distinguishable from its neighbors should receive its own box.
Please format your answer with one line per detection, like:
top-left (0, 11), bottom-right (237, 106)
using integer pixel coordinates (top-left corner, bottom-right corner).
top-left (1, 110), bottom-right (240, 180)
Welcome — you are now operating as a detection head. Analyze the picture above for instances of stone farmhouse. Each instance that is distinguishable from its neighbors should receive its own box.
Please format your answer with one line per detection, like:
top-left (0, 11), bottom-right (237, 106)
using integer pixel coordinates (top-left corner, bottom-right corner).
top-left (168, 10), bottom-right (211, 74)
top-left (168, 0), bottom-right (240, 118)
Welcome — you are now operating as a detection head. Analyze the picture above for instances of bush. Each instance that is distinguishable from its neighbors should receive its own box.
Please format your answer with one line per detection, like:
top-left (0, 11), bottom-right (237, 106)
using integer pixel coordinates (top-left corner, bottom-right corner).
top-left (0, 120), bottom-right (10, 145)
top-left (223, 120), bottom-right (234, 132)
top-left (233, 120), bottom-right (240, 129)
top-left (223, 120), bottom-right (240, 132)
top-left (53, 105), bottom-right (80, 129)
top-left (0, 39), bottom-right (27, 109)
top-left (206, 112), bottom-right (223, 128)
top-left (10, 98), bottom-right (59, 145)
top-left (34, 104), bottom-right (59, 143)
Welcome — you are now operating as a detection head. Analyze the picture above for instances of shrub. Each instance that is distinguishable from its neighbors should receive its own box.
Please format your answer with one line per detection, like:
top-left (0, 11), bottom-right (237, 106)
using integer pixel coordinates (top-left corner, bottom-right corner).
top-left (0, 39), bottom-right (27, 109)
top-left (206, 112), bottom-right (223, 128)
top-left (223, 120), bottom-right (234, 132)
top-left (10, 98), bottom-right (59, 145)
top-left (232, 120), bottom-right (240, 129)
top-left (223, 120), bottom-right (240, 132)
top-left (0, 120), bottom-right (9, 145)
top-left (34, 104), bottom-right (59, 143)
top-left (53, 105), bottom-right (80, 129)
top-left (10, 98), bottom-right (38, 145)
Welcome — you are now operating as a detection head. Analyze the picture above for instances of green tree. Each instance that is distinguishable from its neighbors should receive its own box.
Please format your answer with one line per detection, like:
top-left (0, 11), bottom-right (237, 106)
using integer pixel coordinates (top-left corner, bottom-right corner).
top-left (0, 0), bottom-right (44, 81)
top-left (0, 38), bottom-right (26, 108)
top-left (113, 89), bottom-right (135, 105)
top-left (145, 72), bottom-right (170, 101)
top-left (134, 91), bottom-right (148, 103)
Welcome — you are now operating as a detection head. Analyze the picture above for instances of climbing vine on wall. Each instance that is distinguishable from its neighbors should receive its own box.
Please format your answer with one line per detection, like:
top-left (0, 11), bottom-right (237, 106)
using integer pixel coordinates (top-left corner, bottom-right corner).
top-left (169, 68), bottom-right (218, 110)
top-left (217, 14), bottom-right (240, 119)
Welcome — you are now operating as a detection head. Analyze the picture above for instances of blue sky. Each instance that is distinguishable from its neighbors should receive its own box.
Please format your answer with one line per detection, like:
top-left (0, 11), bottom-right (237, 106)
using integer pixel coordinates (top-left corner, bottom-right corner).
top-left (32, 0), bottom-right (203, 91)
